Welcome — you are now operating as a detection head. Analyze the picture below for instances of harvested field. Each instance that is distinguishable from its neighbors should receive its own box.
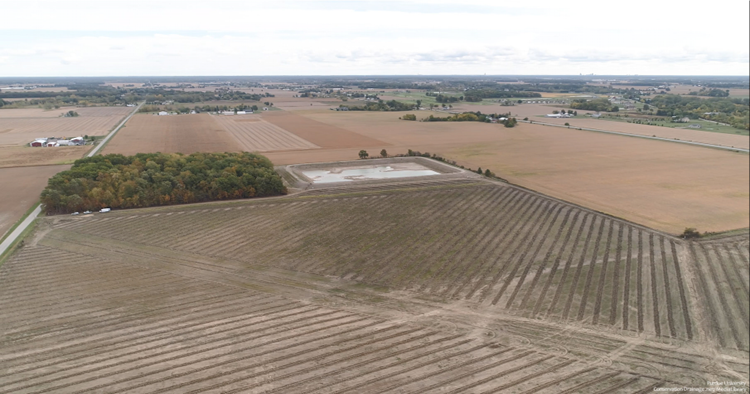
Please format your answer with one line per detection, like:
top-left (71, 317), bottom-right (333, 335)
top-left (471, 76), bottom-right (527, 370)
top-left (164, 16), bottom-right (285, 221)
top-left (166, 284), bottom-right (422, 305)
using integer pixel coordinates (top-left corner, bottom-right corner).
top-left (688, 237), bottom-right (750, 351)
top-left (102, 113), bottom-right (241, 156)
top-left (262, 111), bottom-right (388, 149)
top-left (0, 165), bottom-right (70, 238)
top-left (0, 146), bottom-right (89, 168)
top-left (0, 106), bottom-right (132, 146)
top-left (213, 115), bottom-right (319, 152)
top-left (0, 107), bottom-right (81, 118)
top-left (452, 103), bottom-right (750, 149)
top-left (1, 178), bottom-right (746, 392)
top-left (289, 110), bottom-right (749, 234)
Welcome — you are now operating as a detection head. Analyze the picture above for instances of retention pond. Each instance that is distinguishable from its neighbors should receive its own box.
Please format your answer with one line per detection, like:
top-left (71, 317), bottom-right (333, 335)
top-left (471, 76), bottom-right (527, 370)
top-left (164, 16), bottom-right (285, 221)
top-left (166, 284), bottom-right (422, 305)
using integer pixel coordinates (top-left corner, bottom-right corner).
top-left (302, 162), bottom-right (440, 183)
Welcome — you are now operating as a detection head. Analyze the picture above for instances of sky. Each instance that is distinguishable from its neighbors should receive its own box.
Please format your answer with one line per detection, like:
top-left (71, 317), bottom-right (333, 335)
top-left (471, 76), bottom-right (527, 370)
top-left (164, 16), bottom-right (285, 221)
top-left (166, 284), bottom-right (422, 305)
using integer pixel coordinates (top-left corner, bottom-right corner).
top-left (1, 0), bottom-right (748, 77)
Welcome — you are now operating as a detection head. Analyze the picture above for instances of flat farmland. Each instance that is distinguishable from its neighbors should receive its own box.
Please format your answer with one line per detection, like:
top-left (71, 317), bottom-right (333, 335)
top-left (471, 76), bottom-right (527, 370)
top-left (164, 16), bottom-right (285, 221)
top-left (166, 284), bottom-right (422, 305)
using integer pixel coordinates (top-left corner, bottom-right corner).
top-left (291, 110), bottom-right (749, 234)
top-left (102, 113), bottom-right (241, 155)
top-left (0, 106), bottom-right (132, 146)
top-left (0, 164), bottom-right (71, 238)
top-left (257, 88), bottom-right (349, 110)
top-left (213, 115), bottom-right (319, 152)
top-left (1, 179), bottom-right (746, 392)
top-left (452, 103), bottom-right (750, 148)
top-left (262, 111), bottom-right (388, 149)
top-left (0, 146), bottom-right (89, 168)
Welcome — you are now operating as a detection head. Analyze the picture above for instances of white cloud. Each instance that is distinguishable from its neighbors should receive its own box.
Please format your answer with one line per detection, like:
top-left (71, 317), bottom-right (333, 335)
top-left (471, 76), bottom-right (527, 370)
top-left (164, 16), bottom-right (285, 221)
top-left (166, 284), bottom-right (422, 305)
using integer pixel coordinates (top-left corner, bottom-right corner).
top-left (0, 0), bottom-right (747, 76)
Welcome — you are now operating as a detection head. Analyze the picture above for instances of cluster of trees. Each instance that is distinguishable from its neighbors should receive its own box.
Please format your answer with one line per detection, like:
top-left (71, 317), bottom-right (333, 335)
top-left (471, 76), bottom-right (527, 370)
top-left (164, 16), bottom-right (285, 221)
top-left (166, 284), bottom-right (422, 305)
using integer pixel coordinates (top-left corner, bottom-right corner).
top-left (570, 98), bottom-right (619, 112)
top-left (551, 109), bottom-right (578, 116)
top-left (356, 82), bottom-right (437, 90)
top-left (423, 112), bottom-right (488, 122)
top-left (432, 94), bottom-right (461, 103)
top-left (141, 90), bottom-right (265, 104)
top-left (648, 95), bottom-right (749, 130)
top-left (688, 88), bottom-right (730, 97)
top-left (62, 110), bottom-right (79, 117)
top-left (343, 100), bottom-right (414, 111)
top-left (421, 111), bottom-right (518, 127)
top-left (140, 104), bottom-right (261, 114)
top-left (503, 117), bottom-right (518, 127)
top-left (40, 152), bottom-right (286, 215)
top-left (401, 114), bottom-right (417, 121)
top-left (463, 89), bottom-right (542, 102)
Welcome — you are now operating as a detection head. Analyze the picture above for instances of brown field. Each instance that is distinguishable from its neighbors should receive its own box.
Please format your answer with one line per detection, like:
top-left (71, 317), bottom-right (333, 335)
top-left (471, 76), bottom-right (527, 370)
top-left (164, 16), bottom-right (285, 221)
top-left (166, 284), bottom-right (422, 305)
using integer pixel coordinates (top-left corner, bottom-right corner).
top-left (1, 178), bottom-right (746, 392)
top-left (102, 113), bottom-right (241, 156)
top-left (450, 103), bottom-right (750, 149)
top-left (0, 106), bottom-right (132, 147)
top-left (263, 111), bottom-right (388, 149)
top-left (267, 110), bottom-right (749, 234)
top-left (0, 146), bottom-right (89, 168)
top-left (0, 165), bottom-right (70, 238)
top-left (213, 115), bottom-right (319, 152)
top-left (0, 107), bottom-right (82, 118)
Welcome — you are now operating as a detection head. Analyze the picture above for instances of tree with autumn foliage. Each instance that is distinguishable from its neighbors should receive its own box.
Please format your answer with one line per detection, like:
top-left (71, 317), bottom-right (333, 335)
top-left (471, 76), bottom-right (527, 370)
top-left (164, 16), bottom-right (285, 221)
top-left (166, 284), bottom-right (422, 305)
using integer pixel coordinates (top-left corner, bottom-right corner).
top-left (40, 152), bottom-right (286, 214)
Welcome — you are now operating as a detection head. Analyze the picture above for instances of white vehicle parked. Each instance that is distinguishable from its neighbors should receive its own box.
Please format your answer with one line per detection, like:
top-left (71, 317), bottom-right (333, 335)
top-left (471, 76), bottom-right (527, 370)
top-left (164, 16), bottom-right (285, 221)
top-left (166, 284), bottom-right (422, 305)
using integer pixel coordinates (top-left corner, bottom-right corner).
top-left (99, 208), bottom-right (111, 213)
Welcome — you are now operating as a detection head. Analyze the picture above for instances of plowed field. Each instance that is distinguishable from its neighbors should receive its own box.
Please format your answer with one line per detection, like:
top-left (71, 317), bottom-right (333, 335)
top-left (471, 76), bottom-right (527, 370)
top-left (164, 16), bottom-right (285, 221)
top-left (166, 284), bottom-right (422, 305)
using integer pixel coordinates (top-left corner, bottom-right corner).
top-left (0, 164), bottom-right (71, 238)
top-left (213, 115), bottom-right (319, 152)
top-left (102, 113), bottom-right (241, 155)
top-left (1, 178), bottom-right (746, 392)
top-left (0, 146), bottom-right (89, 168)
top-left (263, 111), bottom-right (388, 149)
top-left (283, 110), bottom-right (749, 234)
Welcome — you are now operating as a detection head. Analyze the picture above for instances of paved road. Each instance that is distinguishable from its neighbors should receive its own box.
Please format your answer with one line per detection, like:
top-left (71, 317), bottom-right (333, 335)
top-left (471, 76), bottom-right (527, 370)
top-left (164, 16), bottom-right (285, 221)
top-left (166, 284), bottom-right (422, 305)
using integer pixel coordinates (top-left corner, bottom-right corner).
top-left (522, 120), bottom-right (749, 153)
top-left (87, 102), bottom-right (144, 157)
top-left (2, 103), bottom-right (144, 260)
top-left (0, 205), bottom-right (41, 258)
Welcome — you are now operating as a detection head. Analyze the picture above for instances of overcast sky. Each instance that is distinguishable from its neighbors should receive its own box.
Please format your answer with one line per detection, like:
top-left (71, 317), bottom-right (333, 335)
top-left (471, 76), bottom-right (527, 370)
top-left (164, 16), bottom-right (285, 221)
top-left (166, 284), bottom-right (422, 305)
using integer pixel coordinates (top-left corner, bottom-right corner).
top-left (1, 0), bottom-right (748, 76)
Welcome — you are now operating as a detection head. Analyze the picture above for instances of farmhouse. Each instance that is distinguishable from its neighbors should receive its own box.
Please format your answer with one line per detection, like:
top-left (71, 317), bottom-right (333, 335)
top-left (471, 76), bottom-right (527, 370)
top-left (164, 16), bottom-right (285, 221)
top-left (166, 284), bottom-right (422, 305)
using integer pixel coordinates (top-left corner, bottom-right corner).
top-left (29, 136), bottom-right (85, 147)
top-left (158, 111), bottom-right (169, 116)
top-left (30, 138), bottom-right (47, 147)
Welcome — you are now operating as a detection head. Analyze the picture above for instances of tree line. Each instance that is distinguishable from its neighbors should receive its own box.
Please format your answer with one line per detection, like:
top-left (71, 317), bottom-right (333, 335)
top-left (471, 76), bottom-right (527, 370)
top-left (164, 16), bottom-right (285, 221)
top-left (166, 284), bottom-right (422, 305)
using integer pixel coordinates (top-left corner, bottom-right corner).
top-left (648, 95), bottom-right (748, 130)
top-left (569, 98), bottom-right (620, 112)
top-left (40, 152), bottom-right (287, 215)
top-left (342, 100), bottom-right (415, 111)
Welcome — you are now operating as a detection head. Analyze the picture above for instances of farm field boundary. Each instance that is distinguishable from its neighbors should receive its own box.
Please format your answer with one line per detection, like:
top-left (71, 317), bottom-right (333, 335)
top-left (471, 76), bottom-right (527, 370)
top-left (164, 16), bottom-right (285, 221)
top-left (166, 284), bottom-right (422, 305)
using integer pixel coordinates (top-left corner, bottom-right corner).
top-left (262, 111), bottom-right (389, 149)
top-left (213, 115), bottom-right (319, 152)
top-left (87, 101), bottom-right (143, 157)
top-left (520, 119), bottom-right (749, 153)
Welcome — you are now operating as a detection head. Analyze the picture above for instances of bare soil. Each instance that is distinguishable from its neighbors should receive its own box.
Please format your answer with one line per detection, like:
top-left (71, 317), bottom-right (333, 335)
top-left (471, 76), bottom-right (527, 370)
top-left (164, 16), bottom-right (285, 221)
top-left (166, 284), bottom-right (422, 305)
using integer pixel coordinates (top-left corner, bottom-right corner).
top-left (262, 111), bottom-right (388, 149)
top-left (213, 115), bottom-right (319, 152)
top-left (0, 164), bottom-right (70, 238)
top-left (277, 110), bottom-right (749, 234)
top-left (102, 113), bottom-right (241, 156)
top-left (0, 146), bottom-right (89, 168)
top-left (452, 103), bottom-right (750, 149)
top-left (0, 179), bottom-right (745, 393)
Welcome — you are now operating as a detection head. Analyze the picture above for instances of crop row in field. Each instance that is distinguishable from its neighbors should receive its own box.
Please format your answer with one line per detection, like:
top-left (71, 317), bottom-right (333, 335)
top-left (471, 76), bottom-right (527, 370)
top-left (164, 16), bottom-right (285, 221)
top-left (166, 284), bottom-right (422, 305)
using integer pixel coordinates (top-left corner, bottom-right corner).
top-left (52, 181), bottom-right (710, 345)
top-left (213, 115), bottom-right (319, 152)
top-left (0, 245), bottom-right (666, 393)
top-left (688, 239), bottom-right (750, 351)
